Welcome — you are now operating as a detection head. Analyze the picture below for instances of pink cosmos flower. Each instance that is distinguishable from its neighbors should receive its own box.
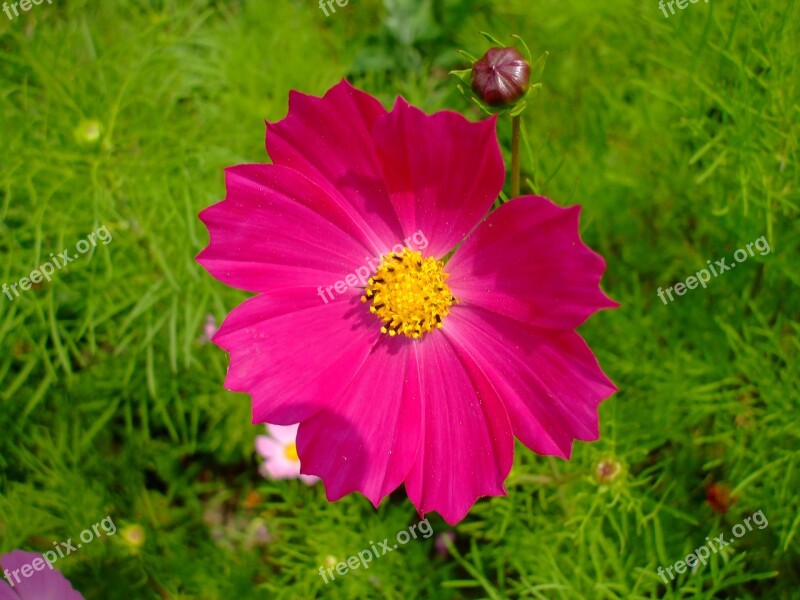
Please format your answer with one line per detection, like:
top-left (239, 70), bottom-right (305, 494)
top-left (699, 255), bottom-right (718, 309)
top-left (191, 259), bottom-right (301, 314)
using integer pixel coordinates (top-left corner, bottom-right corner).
top-left (197, 80), bottom-right (617, 524)
top-left (0, 550), bottom-right (84, 600)
top-left (255, 424), bottom-right (319, 485)
top-left (198, 313), bottom-right (219, 344)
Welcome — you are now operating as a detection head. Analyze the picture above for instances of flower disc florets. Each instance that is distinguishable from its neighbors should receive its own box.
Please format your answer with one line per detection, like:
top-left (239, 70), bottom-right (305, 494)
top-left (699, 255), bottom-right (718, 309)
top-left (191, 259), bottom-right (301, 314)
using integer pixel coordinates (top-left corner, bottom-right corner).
top-left (361, 249), bottom-right (455, 339)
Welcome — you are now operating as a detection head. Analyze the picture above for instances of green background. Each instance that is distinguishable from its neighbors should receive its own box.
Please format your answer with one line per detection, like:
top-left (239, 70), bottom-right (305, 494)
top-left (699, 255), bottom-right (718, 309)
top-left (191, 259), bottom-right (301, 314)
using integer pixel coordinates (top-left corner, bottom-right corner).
top-left (1, 0), bottom-right (798, 598)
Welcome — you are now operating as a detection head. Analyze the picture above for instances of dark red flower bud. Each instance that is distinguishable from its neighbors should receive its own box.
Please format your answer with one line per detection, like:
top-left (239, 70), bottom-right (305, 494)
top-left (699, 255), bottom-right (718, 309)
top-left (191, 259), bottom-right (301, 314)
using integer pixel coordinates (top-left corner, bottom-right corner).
top-left (471, 47), bottom-right (531, 107)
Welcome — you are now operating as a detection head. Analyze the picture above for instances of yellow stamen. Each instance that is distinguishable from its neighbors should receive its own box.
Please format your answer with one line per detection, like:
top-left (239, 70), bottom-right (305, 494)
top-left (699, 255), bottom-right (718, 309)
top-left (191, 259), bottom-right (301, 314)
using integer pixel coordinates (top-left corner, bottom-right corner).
top-left (284, 442), bottom-right (299, 461)
top-left (361, 248), bottom-right (456, 340)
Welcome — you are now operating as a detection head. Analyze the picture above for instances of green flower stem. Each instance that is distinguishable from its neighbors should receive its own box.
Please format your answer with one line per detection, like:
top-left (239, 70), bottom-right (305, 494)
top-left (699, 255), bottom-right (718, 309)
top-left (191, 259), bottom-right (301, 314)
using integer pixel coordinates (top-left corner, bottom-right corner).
top-left (511, 114), bottom-right (521, 198)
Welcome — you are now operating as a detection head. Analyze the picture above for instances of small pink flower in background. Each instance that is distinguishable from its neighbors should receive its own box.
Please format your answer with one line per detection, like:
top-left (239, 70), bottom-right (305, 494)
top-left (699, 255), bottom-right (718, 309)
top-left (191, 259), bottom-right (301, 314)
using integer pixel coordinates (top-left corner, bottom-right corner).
top-left (198, 313), bottom-right (219, 344)
top-left (435, 531), bottom-right (456, 557)
top-left (0, 550), bottom-right (84, 599)
top-left (255, 424), bottom-right (319, 485)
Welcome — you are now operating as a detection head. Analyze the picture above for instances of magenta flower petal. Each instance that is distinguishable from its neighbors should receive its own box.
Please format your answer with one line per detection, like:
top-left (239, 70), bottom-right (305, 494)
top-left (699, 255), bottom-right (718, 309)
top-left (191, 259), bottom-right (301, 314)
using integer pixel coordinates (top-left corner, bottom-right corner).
top-left (214, 292), bottom-right (380, 424)
top-left (373, 99), bottom-right (505, 257)
top-left (266, 80), bottom-right (404, 247)
top-left (297, 336), bottom-right (421, 506)
top-left (0, 585), bottom-right (15, 600)
top-left (198, 164), bottom-right (382, 294)
top-left (0, 550), bottom-right (84, 600)
top-left (447, 195), bottom-right (618, 329)
top-left (444, 307), bottom-right (616, 457)
top-left (404, 332), bottom-right (514, 525)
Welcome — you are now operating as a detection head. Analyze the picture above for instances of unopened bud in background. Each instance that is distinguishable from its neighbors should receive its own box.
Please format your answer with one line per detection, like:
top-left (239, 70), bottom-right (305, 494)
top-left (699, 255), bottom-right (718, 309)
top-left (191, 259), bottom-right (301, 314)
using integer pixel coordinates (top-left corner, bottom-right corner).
top-left (470, 46), bottom-right (531, 106)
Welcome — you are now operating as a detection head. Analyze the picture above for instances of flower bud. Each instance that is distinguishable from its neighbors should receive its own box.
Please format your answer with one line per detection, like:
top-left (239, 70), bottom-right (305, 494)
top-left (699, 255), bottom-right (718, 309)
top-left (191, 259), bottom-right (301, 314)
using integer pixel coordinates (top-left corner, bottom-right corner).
top-left (73, 118), bottom-right (103, 145)
top-left (119, 523), bottom-right (146, 550)
top-left (594, 458), bottom-right (623, 484)
top-left (470, 47), bottom-right (531, 107)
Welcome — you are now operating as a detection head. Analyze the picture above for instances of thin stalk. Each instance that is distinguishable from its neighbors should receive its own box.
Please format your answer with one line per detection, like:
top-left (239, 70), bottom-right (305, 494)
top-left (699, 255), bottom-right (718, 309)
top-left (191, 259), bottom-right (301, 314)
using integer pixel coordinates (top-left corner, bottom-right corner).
top-left (511, 114), bottom-right (521, 198)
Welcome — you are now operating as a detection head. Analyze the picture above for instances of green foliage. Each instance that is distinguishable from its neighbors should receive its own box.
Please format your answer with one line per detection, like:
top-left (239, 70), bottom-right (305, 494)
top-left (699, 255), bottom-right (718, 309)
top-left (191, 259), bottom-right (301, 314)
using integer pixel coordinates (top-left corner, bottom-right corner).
top-left (1, 0), bottom-right (798, 598)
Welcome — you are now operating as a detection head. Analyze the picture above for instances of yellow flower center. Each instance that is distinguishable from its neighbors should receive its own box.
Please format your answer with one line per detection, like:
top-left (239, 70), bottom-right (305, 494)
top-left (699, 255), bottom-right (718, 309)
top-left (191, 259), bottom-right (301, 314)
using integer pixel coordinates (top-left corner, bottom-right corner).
top-left (283, 442), bottom-right (299, 461)
top-left (361, 249), bottom-right (455, 340)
